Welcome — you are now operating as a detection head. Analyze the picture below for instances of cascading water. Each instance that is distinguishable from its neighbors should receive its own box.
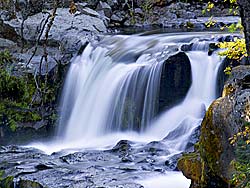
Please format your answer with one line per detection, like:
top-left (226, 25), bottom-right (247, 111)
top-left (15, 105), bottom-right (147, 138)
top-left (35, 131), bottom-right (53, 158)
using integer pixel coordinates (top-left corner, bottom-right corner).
top-left (57, 33), bottom-right (223, 147)
top-left (28, 32), bottom-right (228, 188)
top-left (147, 45), bottom-right (223, 154)
top-left (58, 38), bottom-right (165, 141)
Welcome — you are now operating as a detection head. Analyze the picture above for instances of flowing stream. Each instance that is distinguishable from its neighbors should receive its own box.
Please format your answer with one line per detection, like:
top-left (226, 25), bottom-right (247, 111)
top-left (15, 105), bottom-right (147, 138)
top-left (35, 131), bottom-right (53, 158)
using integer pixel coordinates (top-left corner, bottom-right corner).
top-left (29, 32), bottom-right (227, 187)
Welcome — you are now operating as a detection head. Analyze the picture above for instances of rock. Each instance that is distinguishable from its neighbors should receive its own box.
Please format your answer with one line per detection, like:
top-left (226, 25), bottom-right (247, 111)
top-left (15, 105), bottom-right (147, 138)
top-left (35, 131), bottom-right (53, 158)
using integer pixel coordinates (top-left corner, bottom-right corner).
top-left (13, 54), bottom-right (57, 76)
top-left (165, 153), bottom-right (182, 170)
top-left (181, 43), bottom-right (194, 51)
top-left (0, 38), bottom-right (18, 51)
top-left (159, 52), bottom-right (192, 112)
top-left (4, 8), bottom-right (106, 43)
top-left (15, 0), bottom-right (44, 17)
top-left (78, 7), bottom-right (100, 18)
top-left (111, 11), bottom-right (126, 23)
top-left (134, 8), bottom-right (144, 16)
top-left (76, 2), bottom-right (88, 10)
top-left (0, 10), bottom-right (14, 21)
top-left (178, 152), bottom-right (202, 187)
top-left (111, 140), bottom-right (132, 156)
top-left (0, 19), bottom-right (20, 43)
top-left (18, 179), bottom-right (44, 188)
top-left (176, 10), bottom-right (197, 19)
top-left (96, 1), bottom-right (112, 18)
top-left (140, 141), bottom-right (168, 155)
top-left (178, 65), bottom-right (250, 187)
top-left (0, 176), bottom-right (14, 188)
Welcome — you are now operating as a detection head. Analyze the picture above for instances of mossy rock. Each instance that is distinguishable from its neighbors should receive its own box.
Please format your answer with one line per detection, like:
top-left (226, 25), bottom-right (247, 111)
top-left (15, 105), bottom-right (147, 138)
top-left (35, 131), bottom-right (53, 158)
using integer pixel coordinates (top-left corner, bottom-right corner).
top-left (18, 179), bottom-right (44, 188)
top-left (177, 152), bottom-right (202, 183)
top-left (179, 66), bottom-right (250, 188)
top-left (0, 175), bottom-right (14, 188)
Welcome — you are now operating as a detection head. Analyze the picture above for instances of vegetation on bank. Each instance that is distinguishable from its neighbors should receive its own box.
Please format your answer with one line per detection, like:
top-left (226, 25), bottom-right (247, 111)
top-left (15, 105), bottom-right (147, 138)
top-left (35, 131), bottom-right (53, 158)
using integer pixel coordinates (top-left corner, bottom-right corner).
top-left (206, 1), bottom-right (250, 186)
top-left (0, 49), bottom-right (61, 136)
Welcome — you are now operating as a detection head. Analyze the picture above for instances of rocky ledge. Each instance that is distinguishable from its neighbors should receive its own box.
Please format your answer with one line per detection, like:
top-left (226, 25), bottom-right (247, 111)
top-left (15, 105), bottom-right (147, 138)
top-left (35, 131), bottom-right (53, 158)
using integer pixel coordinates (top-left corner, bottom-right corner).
top-left (0, 139), bottom-right (181, 188)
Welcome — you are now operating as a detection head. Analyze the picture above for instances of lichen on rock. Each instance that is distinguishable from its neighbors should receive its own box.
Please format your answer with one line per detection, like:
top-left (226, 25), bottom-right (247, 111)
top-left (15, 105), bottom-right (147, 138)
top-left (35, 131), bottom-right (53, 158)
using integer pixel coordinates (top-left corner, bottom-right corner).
top-left (178, 65), bottom-right (250, 188)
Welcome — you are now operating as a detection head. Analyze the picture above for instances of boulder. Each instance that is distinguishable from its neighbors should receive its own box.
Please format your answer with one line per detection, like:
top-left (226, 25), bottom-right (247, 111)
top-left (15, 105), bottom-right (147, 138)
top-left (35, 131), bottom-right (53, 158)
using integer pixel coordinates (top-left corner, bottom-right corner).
top-left (159, 52), bottom-right (192, 112)
top-left (96, 1), bottom-right (112, 18)
top-left (77, 7), bottom-right (100, 18)
top-left (20, 8), bottom-right (106, 42)
top-left (178, 65), bottom-right (250, 187)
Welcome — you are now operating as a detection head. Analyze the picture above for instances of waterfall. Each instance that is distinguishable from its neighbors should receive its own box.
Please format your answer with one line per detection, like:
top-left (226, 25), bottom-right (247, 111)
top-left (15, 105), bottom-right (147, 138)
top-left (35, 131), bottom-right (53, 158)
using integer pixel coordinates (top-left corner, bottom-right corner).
top-left (58, 41), bottom-right (165, 142)
top-left (30, 32), bottom-right (226, 154)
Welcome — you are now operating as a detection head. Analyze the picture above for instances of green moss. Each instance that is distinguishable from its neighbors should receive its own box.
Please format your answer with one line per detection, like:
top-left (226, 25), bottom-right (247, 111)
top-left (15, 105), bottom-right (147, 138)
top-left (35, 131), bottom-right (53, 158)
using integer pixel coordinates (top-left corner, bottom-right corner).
top-left (0, 50), bottom-right (62, 134)
top-left (0, 51), bottom-right (42, 131)
top-left (177, 152), bottom-right (202, 182)
top-left (19, 179), bottom-right (43, 188)
top-left (1, 176), bottom-right (14, 188)
top-left (9, 119), bottom-right (17, 132)
top-left (0, 170), bottom-right (4, 180)
top-left (199, 101), bottom-right (222, 174)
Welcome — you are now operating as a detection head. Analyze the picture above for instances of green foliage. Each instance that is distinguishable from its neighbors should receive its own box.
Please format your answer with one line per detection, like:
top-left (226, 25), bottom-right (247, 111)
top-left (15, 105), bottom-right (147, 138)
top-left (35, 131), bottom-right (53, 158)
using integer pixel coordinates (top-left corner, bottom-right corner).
top-left (0, 51), bottom-right (43, 131)
top-left (218, 38), bottom-right (247, 60)
top-left (229, 121), bottom-right (250, 188)
top-left (218, 38), bottom-right (247, 75)
top-left (0, 170), bottom-right (4, 180)
top-left (0, 50), bottom-right (12, 66)
top-left (205, 16), bottom-right (216, 28)
top-left (226, 21), bottom-right (244, 33)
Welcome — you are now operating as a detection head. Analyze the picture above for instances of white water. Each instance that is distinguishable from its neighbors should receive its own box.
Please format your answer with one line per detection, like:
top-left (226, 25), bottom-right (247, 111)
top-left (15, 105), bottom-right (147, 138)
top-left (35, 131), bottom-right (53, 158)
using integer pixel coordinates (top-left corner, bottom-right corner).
top-left (138, 172), bottom-right (191, 188)
top-left (28, 32), bottom-right (225, 188)
top-left (29, 33), bottom-right (225, 152)
top-left (146, 51), bottom-right (222, 152)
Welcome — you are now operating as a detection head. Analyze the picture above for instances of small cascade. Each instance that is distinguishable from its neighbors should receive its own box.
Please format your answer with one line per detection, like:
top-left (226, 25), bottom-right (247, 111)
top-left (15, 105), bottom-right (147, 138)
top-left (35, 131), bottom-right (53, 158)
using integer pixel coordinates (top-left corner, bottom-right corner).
top-left (147, 40), bottom-right (223, 153)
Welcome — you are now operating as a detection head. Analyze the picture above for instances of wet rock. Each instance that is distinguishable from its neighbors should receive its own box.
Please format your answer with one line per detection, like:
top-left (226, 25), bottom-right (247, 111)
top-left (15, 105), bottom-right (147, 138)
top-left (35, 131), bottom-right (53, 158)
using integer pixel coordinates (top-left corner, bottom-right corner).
top-left (165, 153), bottom-right (182, 170)
top-left (208, 43), bottom-right (219, 56)
top-left (178, 152), bottom-right (202, 187)
top-left (181, 43), bottom-right (193, 51)
top-left (159, 52), bottom-right (192, 112)
top-left (185, 125), bottom-right (201, 152)
top-left (140, 141), bottom-right (168, 155)
top-left (179, 66), bottom-right (250, 187)
top-left (111, 140), bottom-right (132, 155)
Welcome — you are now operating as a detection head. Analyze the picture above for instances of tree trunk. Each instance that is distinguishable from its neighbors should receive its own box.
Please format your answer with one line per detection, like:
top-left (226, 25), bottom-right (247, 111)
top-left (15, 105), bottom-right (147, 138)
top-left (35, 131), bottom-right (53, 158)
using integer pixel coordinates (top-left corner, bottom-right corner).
top-left (238, 0), bottom-right (250, 64)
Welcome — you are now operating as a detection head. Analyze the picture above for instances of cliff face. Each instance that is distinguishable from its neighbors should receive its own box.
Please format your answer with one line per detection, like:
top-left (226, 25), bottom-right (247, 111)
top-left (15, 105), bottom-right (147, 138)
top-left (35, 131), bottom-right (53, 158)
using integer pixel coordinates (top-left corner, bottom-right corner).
top-left (178, 65), bottom-right (250, 187)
